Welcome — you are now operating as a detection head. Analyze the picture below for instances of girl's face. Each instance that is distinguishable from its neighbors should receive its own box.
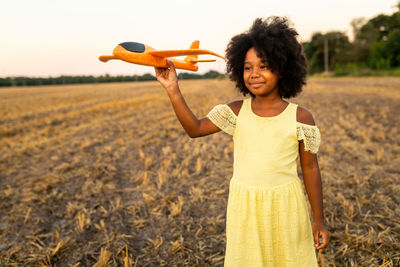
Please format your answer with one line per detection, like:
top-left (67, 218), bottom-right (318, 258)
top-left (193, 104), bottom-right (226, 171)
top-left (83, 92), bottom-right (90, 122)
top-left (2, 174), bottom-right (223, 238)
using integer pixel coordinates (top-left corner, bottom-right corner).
top-left (243, 47), bottom-right (280, 97)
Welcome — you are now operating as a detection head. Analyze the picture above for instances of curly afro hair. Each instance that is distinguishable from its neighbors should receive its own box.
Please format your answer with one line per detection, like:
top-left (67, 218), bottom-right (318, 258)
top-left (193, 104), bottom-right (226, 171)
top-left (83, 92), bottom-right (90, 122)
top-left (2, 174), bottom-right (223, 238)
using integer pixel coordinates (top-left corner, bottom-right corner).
top-left (225, 17), bottom-right (308, 98)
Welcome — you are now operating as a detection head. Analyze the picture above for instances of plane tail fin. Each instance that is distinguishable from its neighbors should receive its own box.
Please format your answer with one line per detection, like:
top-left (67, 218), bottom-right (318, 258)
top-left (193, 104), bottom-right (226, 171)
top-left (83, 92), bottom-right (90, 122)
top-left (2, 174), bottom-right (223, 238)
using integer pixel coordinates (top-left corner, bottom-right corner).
top-left (184, 41), bottom-right (200, 63)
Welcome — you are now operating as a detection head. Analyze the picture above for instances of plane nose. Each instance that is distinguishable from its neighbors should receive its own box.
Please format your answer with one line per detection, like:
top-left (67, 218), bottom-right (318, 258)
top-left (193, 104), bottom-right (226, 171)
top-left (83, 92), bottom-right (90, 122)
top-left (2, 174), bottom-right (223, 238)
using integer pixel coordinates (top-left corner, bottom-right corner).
top-left (119, 42), bottom-right (145, 53)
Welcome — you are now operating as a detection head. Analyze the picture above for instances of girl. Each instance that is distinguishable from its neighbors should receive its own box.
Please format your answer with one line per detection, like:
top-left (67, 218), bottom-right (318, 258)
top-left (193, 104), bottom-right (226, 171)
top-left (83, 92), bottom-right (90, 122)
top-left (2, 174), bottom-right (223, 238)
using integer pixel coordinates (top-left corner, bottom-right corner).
top-left (155, 17), bottom-right (330, 266)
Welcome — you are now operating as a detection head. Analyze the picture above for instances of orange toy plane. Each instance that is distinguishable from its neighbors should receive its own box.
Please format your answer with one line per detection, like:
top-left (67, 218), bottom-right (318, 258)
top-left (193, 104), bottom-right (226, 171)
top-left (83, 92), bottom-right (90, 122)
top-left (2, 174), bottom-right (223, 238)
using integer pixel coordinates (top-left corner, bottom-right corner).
top-left (99, 40), bottom-right (224, 71)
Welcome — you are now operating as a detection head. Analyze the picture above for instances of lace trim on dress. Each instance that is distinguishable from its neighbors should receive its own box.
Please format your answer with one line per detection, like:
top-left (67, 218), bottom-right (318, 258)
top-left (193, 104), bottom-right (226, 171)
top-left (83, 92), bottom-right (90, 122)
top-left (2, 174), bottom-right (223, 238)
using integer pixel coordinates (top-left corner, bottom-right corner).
top-left (206, 104), bottom-right (237, 136)
top-left (296, 122), bottom-right (321, 154)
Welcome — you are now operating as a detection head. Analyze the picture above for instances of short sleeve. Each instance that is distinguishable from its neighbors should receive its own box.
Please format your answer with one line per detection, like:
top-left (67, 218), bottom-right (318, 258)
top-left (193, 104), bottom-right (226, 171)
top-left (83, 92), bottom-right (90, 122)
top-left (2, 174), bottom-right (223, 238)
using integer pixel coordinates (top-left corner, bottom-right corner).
top-left (206, 104), bottom-right (237, 136)
top-left (296, 122), bottom-right (321, 154)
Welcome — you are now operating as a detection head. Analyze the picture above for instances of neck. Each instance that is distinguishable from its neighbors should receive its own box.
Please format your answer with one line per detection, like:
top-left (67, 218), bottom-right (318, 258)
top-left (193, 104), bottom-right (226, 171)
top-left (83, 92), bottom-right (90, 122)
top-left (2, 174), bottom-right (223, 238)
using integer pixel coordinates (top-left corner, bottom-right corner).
top-left (253, 94), bottom-right (283, 106)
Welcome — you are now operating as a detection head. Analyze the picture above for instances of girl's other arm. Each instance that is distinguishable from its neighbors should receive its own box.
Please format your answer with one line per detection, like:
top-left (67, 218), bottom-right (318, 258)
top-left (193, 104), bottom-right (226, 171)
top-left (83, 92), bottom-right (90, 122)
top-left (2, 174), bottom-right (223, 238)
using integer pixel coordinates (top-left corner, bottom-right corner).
top-left (154, 61), bottom-right (220, 138)
top-left (297, 107), bottom-right (330, 250)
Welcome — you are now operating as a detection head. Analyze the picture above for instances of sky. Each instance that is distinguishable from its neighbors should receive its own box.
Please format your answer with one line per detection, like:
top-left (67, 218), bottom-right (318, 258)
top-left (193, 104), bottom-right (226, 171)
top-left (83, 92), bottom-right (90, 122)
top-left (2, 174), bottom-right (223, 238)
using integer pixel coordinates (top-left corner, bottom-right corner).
top-left (0, 0), bottom-right (398, 77)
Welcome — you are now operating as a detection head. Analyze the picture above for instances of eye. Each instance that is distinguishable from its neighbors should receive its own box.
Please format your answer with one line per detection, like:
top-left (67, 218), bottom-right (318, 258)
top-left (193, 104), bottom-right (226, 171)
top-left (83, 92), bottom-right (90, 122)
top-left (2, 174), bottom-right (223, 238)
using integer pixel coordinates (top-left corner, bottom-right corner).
top-left (260, 65), bottom-right (268, 69)
top-left (244, 66), bottom-right (252, 71)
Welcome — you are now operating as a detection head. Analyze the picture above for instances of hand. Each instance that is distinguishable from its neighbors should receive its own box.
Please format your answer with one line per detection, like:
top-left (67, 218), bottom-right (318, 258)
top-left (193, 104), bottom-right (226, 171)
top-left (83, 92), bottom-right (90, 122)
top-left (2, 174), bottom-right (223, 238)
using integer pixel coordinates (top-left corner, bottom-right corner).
top-left (312, 221), bottom-right (330, 250)
top-left (154, 60), bottom-right (179, 93)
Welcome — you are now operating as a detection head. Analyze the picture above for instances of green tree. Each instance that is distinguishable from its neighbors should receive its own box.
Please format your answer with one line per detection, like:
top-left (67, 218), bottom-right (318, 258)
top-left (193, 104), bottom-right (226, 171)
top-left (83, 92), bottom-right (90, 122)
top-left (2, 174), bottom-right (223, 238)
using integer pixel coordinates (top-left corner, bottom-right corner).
top-left (303, 33), bottom-right (324, 73)
top-left (303, 31), bottom-right (351, 74)
top-left (384, 29), bottom-right (400, 67)
top-left (354, 4), bottom-right (400, 65)
top-left (369, 29), bottom-right (400, 69)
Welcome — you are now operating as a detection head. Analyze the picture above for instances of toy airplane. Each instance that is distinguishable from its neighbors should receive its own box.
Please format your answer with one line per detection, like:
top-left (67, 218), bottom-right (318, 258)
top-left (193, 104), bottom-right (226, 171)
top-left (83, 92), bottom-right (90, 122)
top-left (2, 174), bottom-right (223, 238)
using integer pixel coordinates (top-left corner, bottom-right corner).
top-left (99, 40), bottom-right (224, 71)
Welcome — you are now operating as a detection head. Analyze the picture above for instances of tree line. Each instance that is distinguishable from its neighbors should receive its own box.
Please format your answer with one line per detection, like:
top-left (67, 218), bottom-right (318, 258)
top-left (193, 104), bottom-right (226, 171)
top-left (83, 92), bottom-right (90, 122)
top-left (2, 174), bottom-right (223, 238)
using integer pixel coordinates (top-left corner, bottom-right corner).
top-left (0, 71), bottom-right (226, 87)
top-left (302, 2), bottom-right (400, 75)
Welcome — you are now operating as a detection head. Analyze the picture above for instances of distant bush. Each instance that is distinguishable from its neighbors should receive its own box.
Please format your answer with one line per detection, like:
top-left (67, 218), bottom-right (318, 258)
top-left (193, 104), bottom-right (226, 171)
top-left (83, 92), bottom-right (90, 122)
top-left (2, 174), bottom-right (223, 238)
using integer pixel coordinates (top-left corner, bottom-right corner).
top-left (0, 78), bottom-right (12, 87)
top-left (333, 63), bottom-right (400, 77)
top-left (178, 70), bottom-right (226, 80)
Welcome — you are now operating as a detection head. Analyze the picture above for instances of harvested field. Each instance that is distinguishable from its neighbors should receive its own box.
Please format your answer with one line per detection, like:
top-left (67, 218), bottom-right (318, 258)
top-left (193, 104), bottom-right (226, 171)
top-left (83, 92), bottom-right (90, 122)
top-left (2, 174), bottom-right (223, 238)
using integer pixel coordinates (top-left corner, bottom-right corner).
top-left (0, 77), bottom-right (399, 266)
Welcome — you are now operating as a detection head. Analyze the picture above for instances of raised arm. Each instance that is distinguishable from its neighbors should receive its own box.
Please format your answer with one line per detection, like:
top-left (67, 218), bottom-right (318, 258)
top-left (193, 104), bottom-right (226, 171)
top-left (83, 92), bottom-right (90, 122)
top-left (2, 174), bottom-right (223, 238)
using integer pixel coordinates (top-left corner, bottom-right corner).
top-left (154, 60), bottom-right (220, 138)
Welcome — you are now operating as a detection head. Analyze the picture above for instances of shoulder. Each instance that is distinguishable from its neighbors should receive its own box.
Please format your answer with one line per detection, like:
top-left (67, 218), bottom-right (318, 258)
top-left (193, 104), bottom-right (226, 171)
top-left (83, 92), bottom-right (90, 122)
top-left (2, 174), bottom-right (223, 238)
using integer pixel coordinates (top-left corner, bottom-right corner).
top-left (296, 105), bottom-right (315, 125)
top-left (226, 99), bottom-right (244, 116)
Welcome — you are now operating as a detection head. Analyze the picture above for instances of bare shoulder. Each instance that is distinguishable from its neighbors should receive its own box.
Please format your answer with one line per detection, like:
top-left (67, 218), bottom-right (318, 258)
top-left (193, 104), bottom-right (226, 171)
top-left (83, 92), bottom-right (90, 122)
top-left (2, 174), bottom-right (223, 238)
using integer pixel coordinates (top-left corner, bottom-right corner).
top-left (296, 105), bottom-right (316, 125)
top-left (226, 100), bottom-right (243, 116)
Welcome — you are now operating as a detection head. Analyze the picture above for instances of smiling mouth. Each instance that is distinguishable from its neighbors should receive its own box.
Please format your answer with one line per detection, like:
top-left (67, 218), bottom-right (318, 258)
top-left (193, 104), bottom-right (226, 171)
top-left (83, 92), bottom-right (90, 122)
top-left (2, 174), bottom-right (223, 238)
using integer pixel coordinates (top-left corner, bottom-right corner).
top-left (250, 82), bottom-right (265, 86)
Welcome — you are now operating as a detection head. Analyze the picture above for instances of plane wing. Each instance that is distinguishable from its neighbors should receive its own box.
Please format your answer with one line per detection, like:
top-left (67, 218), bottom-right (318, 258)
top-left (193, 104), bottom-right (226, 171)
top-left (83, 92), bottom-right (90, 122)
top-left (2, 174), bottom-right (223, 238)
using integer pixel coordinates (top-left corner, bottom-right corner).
top-left (186, 59), bottom-right (216, 62)
top-left (148, 49), bottom-right (224, 59)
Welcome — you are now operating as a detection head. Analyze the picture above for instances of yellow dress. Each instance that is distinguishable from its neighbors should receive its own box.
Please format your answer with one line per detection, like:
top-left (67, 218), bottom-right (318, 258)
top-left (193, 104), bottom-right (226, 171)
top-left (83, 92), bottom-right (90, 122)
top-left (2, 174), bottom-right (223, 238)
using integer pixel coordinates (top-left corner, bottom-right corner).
top-left (207, 98), bottom-right (321, 267)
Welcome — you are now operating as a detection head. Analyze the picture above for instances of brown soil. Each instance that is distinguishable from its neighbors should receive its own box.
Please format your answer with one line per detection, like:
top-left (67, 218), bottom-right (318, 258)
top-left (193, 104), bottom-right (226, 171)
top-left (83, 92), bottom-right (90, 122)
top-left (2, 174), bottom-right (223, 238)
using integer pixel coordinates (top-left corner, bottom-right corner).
top-left (0, 77), bottom-right (399, 266)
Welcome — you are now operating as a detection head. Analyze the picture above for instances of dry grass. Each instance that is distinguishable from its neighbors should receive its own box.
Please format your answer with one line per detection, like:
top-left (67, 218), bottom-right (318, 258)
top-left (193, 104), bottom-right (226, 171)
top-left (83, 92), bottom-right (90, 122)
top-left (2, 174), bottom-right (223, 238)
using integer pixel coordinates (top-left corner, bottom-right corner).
top-left (0, 77), bottom-right (399, 266)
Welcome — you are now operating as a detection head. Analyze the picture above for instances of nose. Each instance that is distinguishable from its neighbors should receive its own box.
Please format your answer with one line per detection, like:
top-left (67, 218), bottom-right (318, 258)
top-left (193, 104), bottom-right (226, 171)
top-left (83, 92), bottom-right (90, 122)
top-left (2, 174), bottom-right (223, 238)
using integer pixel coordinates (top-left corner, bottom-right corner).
top-left (250, 67), bottom-right (260, 78)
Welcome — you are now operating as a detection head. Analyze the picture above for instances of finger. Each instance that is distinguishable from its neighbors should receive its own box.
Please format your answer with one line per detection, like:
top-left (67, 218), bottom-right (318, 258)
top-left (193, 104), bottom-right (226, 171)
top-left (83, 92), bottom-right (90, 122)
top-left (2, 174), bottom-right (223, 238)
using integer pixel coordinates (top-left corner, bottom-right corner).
top-left (320, 232), bottom-right (330, 248)
top-left (315, 233), bottom-right (330, 249)
top-left (166, 60), bottom-right (176, 70)
top-left (155, 67), bottom-right (167, 78)
top-left (313, 231), bottom-right (320, 248)
top-left (155, 66), bottom-right (164, 73)
top-left (154, 67), bottom-right (161, 76)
